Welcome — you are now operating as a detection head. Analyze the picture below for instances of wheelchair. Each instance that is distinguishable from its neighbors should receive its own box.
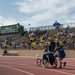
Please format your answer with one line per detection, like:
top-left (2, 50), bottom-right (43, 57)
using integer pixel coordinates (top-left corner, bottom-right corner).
top-left (36, 53), bottom-right (58, 68)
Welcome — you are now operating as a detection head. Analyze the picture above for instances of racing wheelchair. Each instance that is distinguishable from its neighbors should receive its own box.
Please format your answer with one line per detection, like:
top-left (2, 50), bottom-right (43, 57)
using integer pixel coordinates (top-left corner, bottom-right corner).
top-left (36, 53), bottom-right (58, 68)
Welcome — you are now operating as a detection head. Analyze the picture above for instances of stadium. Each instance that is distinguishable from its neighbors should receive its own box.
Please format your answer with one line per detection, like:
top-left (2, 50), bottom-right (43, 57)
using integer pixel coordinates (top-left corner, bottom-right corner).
top-left (1, 0), bottom-right (75, 74)
top-left (0, 22), bottom-right (75, 75)
top-left (0, 22), bottom-right (75, 57)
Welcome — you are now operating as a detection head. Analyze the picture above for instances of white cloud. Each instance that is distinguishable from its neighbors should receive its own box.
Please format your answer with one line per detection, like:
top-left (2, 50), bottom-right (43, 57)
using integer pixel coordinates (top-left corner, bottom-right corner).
top-left (1, 0), bottom-right (75, 28)
top-left (16, 0), bottom-right (60, 14)
top-left (15, 0), bottom-right (75, 28)
top-left (0, 16), bottom-right (18, 26)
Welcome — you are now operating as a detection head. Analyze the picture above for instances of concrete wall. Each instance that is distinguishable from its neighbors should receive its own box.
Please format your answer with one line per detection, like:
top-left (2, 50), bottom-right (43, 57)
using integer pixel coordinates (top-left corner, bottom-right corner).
top-left (0, 49), bottom-right (75, 58)
top-left (65, 50), bottom-right (75, 58)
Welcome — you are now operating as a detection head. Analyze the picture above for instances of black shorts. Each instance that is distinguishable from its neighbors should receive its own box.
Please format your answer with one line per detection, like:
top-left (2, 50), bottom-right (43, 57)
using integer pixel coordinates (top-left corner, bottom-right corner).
top-left (43, 54), bottom-right (55, 65)
top-left (49, 54), bottom-right (55, 65)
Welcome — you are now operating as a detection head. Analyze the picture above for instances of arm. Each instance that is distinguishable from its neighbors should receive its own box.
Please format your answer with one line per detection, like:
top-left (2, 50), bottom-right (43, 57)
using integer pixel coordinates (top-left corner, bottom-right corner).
top-left (53, 47), bottom-right (58, 54)
top-left (61, 42), bottom-right (70, 47)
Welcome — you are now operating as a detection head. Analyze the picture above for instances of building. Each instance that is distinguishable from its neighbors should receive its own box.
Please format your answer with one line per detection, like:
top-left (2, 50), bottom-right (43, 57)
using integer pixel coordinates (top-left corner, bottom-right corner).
top-left (0, 23), bottom-right (24, 35)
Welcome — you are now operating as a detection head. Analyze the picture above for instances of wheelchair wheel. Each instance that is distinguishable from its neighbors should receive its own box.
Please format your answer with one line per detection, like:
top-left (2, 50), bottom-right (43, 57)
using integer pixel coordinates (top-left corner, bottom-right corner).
top-left (36, 58), bottom-right (41, 66)
top-left (41, 59), bottom-right (49, 68)
top-left (52, 58), bottom-right (58, 68)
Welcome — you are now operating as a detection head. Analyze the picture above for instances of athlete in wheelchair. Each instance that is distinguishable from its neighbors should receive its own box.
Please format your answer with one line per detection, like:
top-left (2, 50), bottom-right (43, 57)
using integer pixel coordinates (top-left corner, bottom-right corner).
top-left (42, 49), bottom-right (57, 68)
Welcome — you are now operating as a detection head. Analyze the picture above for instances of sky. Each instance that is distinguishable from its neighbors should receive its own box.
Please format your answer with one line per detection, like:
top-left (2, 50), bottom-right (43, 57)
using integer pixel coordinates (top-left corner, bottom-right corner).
top-left (0, 0), bottom-right (75, 29)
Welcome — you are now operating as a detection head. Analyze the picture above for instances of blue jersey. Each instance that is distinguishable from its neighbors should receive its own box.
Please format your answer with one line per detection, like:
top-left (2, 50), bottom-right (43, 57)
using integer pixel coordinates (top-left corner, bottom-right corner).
top-left (45, 51), bottom-right (51, 55)
top-left (57, 46), bottom-right (66, 58)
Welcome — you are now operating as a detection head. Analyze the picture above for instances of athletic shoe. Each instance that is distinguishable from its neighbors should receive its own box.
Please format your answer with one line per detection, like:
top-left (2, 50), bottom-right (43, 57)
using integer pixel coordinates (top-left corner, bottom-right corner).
top-left (59, 65), bottom-right (62, 68)
top-left (63, 62), bottom-right (66, 67)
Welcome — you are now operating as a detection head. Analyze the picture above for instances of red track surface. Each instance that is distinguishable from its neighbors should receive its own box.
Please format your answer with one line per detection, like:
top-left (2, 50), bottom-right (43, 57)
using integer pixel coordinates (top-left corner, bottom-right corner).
top-left (0, 56), bottom-right (75, 75)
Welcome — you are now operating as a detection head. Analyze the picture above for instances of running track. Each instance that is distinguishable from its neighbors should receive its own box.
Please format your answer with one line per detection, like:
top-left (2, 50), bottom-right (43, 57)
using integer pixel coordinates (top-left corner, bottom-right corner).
top-left (0, 56), bottom-right (75, 75)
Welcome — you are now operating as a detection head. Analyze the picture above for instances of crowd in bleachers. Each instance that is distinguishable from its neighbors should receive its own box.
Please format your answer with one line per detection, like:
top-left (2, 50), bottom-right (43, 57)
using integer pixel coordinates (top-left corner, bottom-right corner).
top-left (0, 26), bottom-right (75, 50)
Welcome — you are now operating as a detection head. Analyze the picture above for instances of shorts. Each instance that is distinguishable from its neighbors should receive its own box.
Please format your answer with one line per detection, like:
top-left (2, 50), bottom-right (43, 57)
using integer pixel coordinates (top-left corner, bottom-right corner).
top-left (59, 54), bottom-right (66, 58)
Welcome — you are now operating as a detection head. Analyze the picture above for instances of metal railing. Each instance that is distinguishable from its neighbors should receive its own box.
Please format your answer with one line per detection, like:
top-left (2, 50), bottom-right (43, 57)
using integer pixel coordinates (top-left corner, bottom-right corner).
top-left (28, 22), bottom-right (75, 31)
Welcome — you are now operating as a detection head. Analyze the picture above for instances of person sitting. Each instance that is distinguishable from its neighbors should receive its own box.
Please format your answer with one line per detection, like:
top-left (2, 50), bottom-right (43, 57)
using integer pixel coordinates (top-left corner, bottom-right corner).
top-left (42, 49), bottom-right (55, 65)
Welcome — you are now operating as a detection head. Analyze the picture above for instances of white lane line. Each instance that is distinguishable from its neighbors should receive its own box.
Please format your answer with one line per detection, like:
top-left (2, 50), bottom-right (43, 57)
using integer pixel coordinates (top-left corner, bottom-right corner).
top-left (1, 56), bottom-right (75, 75)
top-left (0, 56), bottom-right (37, 58)
top-left (45, 68), bottom-right (75, 75)
top-left (10, 64), bottom-right (75, 75)
top-left (0, 62), bottom-right (35, 67)
top-left (1, 62), bottom-right (75, 75)
top-left (1, 65), bottom-right (35, 75)
top-left (1, 61), bottom-right (75, 68)
top-left (0, 56), bottom-right (75, 59)
top-left (0, 63), bottom-right (75, 75)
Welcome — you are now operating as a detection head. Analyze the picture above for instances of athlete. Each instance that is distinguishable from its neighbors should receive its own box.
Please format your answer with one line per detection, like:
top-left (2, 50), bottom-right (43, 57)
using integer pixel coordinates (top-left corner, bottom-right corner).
top-left (42, 49), bottom-right (55, 65)
top-left (53, 41), bottom-right (70, 68)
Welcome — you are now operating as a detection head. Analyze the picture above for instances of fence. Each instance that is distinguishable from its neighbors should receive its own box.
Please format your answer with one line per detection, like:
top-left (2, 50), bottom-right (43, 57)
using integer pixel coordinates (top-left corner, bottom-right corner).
top-left (29, 22), bottom-right (75, 31)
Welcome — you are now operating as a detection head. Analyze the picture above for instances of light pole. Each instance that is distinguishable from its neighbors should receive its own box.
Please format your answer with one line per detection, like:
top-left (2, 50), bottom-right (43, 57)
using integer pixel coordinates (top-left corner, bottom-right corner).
top-left (28, 24), bottom-right (31, 31)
